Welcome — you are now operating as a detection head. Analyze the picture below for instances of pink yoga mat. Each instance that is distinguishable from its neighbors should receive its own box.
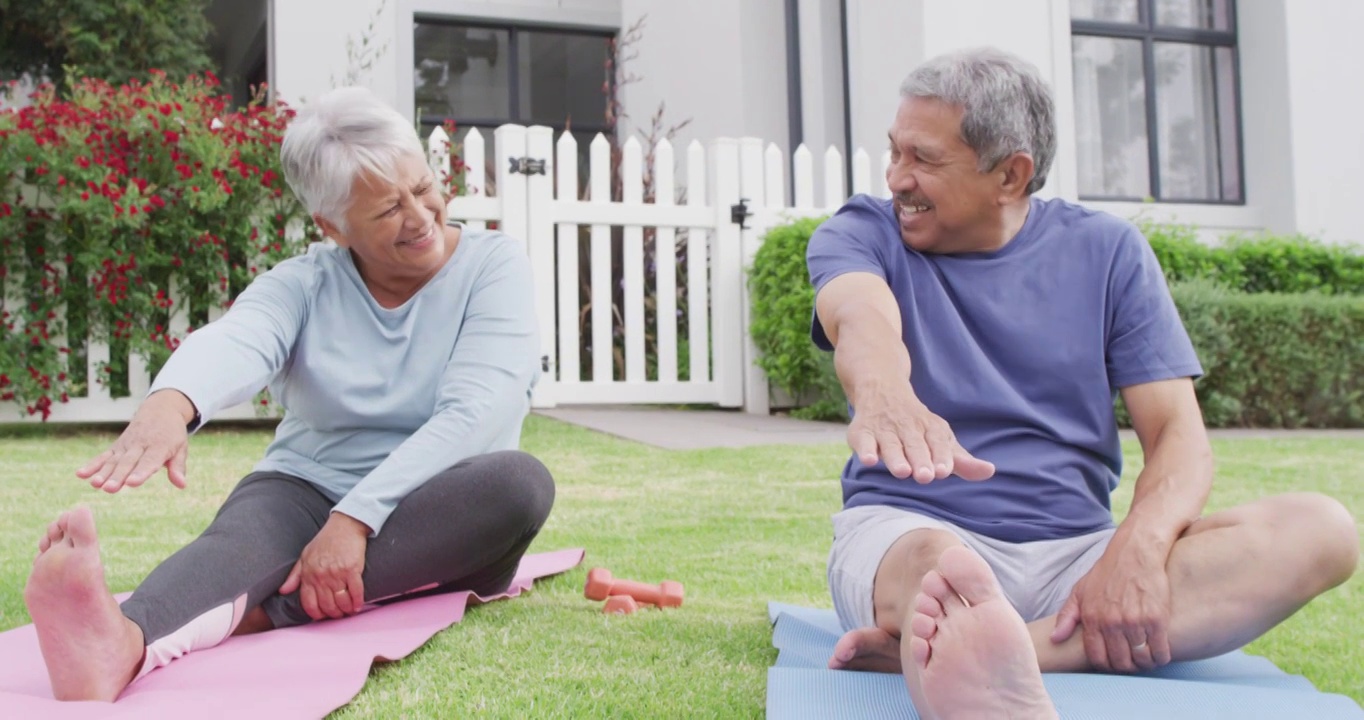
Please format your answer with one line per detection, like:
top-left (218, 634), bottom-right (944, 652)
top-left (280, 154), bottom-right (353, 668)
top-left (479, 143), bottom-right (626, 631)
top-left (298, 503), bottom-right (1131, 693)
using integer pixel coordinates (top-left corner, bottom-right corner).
top-left (0, 548), bottom-right (584, 719)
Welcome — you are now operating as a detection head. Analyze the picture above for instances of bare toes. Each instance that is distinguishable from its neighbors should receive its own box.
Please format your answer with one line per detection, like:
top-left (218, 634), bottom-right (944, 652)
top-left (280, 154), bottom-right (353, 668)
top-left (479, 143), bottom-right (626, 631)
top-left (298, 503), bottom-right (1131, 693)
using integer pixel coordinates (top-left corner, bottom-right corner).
top-left (919, 569), bottom-right (964, 612)
top-left (935, 546), bottom-right (1001, 606)
top-left (909, 635), bottom-right (931, 669)
top-left (910, 611), bottom-right (937, 640)
top-left (915, 591), bottom-right (944, 619)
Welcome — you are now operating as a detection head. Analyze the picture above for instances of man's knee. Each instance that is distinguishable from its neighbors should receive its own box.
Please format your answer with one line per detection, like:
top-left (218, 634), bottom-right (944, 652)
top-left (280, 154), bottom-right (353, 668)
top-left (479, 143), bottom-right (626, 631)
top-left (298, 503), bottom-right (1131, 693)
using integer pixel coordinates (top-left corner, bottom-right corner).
top-left (1286, 493), bottom-right (1359, 587)
top-left (873, 528), bottom-right (964, 626)
top-left (1251, 493), bottom-right (1359, 589)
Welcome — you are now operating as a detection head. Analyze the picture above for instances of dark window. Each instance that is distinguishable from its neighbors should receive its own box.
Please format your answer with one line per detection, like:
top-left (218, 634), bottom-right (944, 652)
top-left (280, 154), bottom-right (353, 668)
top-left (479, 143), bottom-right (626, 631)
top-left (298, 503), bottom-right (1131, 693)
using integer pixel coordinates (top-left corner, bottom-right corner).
top-left (413, 19), bottom-right (613, 185)
top-left (1070, 0), bottom-right (1242, 203)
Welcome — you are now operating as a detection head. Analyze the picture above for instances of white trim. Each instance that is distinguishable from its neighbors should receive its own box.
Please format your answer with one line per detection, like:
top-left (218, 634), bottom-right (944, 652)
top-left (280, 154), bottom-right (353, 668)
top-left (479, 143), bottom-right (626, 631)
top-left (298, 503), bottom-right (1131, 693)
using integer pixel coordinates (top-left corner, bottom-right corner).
top-left (1046, 0), bottom-right (1079, 201)
top-left (1080, 201), bottom-right (1264, 233)
top-left (552, 382), bottom-right (721, 405)
top-left (395, 0), bottom-right (621, 125)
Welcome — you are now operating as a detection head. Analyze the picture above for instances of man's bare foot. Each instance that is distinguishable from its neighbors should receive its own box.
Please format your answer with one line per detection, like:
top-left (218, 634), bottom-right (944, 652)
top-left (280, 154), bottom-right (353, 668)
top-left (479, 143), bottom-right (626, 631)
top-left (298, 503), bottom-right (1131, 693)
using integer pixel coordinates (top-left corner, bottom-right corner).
top-left (829, 627), bottom-right (904, 673)
top-left (24, 506), bottom-right (144, 702)
top-left (908, 546), bottom-right (1057, 720)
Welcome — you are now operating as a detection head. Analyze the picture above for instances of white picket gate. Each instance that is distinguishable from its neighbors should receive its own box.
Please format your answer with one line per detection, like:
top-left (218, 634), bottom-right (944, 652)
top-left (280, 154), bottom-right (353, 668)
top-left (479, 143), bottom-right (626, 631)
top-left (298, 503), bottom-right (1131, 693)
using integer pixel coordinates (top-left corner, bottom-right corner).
top-left (430, 123), bottom-right (892, 413)
top-left (2, 125), bottom-right (888, 423)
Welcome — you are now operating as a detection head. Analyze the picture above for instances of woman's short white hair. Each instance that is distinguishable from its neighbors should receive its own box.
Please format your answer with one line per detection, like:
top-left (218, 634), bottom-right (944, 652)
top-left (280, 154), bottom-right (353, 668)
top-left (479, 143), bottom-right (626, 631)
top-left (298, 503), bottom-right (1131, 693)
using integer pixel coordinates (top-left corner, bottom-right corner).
top-left (280, 86), bottom-right (425, 229)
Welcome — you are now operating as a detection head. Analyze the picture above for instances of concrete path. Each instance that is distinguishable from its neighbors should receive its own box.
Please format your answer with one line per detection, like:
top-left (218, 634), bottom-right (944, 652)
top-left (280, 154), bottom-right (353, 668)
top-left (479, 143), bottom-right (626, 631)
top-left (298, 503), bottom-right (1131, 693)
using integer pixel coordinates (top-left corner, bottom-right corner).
top-left (536, 406), bottom-right (1364, 451)
top-left (535, 406), bottom-right (846, 450)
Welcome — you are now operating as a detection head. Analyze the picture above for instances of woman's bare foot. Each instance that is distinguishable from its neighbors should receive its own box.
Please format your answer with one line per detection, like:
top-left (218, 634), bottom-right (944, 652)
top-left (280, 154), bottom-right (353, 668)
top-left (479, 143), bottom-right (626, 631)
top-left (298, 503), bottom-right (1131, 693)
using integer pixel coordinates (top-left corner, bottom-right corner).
top-left (24, 506), bottom-right (144, 702)
top-left (908, 546), bottom-right (1057, 720)
top-left (829, 627), bottom-right (904, 672)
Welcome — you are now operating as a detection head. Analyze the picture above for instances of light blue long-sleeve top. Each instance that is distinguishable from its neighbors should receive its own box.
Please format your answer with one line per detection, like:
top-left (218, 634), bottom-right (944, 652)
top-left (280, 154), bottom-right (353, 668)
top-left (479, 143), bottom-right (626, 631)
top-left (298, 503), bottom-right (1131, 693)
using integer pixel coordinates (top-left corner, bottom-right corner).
top-left (148, 225), bottom-right (540, 535)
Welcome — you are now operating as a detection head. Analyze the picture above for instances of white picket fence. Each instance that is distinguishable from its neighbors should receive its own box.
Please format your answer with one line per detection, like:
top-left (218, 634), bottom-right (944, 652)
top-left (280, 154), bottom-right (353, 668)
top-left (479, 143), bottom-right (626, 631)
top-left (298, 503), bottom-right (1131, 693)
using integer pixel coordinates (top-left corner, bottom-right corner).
top-left (431, 123), bottom-right (892, 414)
top-left (3, 125), bottom-right (890, 423)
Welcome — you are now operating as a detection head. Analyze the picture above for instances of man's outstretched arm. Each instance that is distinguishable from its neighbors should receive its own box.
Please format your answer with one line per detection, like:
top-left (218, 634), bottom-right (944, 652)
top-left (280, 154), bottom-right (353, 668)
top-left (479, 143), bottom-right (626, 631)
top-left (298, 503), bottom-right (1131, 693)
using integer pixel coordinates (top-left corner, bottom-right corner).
top-left (815, 272), bottom-right (994, 483)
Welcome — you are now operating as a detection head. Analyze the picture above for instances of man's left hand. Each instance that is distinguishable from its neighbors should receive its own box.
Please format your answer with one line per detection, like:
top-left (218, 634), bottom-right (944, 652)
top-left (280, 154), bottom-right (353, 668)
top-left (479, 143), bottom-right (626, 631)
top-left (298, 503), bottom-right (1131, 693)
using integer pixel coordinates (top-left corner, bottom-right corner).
top-left (1050, 536), bottom-right (1173, 672)
top-left (280, 513), bottom-right (371, 620)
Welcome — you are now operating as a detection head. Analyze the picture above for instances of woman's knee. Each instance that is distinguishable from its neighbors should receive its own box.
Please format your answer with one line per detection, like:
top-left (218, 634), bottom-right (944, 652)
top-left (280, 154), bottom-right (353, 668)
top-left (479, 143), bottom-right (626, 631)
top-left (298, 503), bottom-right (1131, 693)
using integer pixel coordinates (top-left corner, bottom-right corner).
top-left (477, 450), bottom-right (556, 524)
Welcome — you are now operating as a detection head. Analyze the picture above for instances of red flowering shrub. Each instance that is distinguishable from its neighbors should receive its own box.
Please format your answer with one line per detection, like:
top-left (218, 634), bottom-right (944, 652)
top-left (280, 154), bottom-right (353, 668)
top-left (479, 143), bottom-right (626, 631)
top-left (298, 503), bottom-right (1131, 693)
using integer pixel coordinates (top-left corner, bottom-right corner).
top-left (0, 71), bottom-right (320, 419)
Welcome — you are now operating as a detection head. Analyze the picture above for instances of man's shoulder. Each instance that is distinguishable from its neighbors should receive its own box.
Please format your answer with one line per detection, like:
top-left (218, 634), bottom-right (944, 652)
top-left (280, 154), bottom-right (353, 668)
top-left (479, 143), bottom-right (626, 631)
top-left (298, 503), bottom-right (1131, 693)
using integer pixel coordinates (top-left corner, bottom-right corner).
top-left (1031, 197), bottom-right (1145, 249)
top-left (808, 194), bottom-right (900, 254)
top-left (830, 193), bottom-right (898, 229)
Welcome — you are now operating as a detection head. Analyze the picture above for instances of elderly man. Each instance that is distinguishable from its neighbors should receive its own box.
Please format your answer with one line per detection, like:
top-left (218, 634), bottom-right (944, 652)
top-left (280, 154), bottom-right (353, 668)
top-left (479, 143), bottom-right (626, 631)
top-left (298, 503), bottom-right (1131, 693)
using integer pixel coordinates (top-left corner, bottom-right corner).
top-left (809, 47), bottom-right (1359, 719)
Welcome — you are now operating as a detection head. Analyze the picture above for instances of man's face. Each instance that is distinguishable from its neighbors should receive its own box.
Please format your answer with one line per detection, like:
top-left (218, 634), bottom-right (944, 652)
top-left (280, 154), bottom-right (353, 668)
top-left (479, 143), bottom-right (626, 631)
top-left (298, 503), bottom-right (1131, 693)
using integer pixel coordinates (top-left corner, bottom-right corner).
top-left (885, 97), bottom-right (1004, 254)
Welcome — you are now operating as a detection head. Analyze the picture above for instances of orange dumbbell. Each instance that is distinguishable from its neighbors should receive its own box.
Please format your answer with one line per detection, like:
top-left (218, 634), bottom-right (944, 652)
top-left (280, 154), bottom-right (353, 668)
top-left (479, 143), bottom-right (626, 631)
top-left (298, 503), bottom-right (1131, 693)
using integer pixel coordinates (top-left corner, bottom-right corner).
top-left (602, 595), bottom-right (640, 615)
top-left (584, 568), bottom-right (685, 608)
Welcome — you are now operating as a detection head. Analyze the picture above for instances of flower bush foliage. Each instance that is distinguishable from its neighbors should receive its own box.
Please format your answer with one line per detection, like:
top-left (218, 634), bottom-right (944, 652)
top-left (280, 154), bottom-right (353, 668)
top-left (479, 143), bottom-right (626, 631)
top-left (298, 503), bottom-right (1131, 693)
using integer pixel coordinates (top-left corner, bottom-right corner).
top-left (0, 71), bottom-right (319, 419)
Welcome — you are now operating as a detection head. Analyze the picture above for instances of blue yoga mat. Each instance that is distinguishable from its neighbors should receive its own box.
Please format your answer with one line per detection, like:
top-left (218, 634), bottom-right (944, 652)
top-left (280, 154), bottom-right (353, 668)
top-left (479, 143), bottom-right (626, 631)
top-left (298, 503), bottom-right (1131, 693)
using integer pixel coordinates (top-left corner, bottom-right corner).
top-left (767, 602), bottom-right (1364, 719)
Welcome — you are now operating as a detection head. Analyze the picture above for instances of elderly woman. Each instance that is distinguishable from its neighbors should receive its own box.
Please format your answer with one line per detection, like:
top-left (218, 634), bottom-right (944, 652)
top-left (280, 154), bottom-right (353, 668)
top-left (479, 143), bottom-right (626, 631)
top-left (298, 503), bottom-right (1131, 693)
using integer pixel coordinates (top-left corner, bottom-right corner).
top-left (23, 86), bottom-right (555, 702)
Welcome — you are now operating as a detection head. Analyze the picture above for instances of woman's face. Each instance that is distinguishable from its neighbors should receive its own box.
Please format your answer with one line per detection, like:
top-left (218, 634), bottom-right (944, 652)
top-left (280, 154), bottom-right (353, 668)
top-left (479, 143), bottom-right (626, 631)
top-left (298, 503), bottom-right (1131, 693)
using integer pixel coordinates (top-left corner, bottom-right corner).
top-left (318, 153), bottom-right (450, 284)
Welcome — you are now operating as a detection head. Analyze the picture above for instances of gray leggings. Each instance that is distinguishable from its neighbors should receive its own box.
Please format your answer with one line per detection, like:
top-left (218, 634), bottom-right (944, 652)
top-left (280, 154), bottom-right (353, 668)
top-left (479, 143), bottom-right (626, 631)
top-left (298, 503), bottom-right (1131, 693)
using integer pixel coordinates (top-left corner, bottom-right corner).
top-left (120, 450), bottom-right (555, 645)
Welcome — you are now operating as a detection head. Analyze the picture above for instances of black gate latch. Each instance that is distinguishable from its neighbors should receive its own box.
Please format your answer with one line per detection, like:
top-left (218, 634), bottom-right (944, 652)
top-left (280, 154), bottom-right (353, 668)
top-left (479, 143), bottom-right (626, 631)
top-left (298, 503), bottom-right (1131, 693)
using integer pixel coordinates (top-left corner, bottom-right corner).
top-left (730, 198), bottom-right (751, 229)
top-left (509, 157), bottom-right (547, 176)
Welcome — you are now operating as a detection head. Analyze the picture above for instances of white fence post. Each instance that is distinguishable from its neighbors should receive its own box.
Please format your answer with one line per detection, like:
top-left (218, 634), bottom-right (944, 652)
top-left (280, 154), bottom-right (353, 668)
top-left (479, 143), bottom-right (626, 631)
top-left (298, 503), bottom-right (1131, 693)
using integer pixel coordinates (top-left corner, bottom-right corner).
top-left (686, 140), bottom-right (710, 386)
top-left (427, 125), bottom-right (450, 192)
top-left (621, 136), bottom-right (646, 383)
top-left (738, 137), bottom-right (770, 415)
top-left (526, 125), bottom-right (556, 407)
top-left (554, 132), bottom-right (581, 388)
top-left (709, 137), bottom-right (743, 408)
top-left (493, 125), bottom-right (529, 254)
top-left (852, 148), bottom-right (871, 197)
top-left (588, 134), bottom-right (614, 384)
top-left (793, 144), bottom-right (814, 209)
top-left (823, 146), bottom-right (846, 210)
top-left (653, 138), bottom-right (678, 384)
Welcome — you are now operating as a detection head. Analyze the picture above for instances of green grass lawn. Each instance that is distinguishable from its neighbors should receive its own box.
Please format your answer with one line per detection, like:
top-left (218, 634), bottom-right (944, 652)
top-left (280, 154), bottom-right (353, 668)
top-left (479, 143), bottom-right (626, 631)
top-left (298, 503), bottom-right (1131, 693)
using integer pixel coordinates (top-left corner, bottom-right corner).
top-left (1, 416), bottom-right (1360, 717)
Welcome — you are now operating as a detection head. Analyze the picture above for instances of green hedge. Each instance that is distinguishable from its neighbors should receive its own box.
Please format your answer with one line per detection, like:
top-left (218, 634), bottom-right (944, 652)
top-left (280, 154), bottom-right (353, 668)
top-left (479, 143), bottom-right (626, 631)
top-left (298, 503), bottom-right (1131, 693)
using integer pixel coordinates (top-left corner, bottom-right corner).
top-left (750, 217), bottom-right (1364, 428)
top-left (1167, 280), bottom-right (1364, 428)
top-left (1142, 220), bottom-right (1364, 295)
top-left (747, 216), bottom-right (848, 421)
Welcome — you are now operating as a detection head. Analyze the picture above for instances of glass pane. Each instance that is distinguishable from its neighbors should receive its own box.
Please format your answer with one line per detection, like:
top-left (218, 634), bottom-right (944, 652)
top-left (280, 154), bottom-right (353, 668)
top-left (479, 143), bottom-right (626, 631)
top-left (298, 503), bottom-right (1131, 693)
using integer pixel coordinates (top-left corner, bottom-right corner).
top-left (1071, 36), bottom-right (1149, 198)
top-left (1154, 0), bottom-right (1233, 30)
top-left (518, 31), bottom-right (611, 127)
top-left (1214, 47), bottom-right (1241, 201)
top-left (1154, 42), bottom-right (1239, 201)
top-left (413, 23), bottom-right (510, 122)
top-left (1070, 0), bottom-right (1139, 23)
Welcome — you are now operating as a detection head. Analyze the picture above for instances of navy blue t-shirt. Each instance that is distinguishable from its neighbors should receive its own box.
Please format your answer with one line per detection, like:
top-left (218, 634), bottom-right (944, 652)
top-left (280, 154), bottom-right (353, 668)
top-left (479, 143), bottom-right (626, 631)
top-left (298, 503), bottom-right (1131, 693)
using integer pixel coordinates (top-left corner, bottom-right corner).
top-left (807, 195), bottom-right (1202, 542)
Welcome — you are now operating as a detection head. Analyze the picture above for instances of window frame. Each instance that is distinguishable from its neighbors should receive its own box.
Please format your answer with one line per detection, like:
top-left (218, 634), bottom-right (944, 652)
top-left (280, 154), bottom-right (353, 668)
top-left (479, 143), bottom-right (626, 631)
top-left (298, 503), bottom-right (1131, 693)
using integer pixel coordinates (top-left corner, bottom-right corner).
top-left (412, 16), bottom-right (616, 139)
top-left (1070, 0), bottom-right (1246, 205)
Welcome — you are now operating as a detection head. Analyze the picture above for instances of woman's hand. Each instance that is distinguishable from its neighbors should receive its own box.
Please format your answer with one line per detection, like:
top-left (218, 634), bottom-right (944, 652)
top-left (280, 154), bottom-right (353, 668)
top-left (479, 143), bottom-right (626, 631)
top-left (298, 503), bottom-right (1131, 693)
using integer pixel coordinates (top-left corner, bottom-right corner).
top-left (279, 513), bottom-right (372, 619)
top-left (76, 389), bottom-right (196, 493)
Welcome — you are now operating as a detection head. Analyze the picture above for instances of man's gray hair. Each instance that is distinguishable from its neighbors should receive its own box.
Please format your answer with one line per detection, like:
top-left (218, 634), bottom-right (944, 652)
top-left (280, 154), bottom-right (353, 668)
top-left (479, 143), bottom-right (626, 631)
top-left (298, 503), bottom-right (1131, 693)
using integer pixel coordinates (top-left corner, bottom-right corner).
top-left (900, 47), bottom-right (1056, 194)
top-left (280, 86), bottom-right (425, 229)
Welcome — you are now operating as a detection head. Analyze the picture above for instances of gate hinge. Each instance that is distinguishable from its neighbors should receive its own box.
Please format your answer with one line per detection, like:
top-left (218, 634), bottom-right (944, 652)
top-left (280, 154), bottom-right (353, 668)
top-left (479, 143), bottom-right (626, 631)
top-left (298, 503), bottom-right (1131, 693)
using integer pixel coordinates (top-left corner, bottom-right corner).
top-left (730, 198), bottom-right (751, 229)
top-left (509, 157), bottom-right (547, 176)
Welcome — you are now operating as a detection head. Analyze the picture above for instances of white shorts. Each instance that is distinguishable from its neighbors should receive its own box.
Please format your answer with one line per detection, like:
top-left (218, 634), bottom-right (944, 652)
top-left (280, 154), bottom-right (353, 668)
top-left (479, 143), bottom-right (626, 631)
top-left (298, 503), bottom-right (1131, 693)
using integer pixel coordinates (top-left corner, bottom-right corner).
top-left (827, 504), bottom-right (1115, 631)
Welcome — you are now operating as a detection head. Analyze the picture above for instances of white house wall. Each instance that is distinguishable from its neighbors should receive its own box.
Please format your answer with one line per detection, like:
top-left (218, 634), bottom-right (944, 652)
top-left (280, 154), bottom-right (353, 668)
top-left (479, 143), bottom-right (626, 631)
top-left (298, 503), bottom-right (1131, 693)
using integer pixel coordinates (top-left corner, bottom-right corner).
top-left (265, 0), bottom-right (1361, 243)
top-left (619, 0), bottom-right (791, 178)
top-left (796, 0), bottom-right (848, 163)
top-left (272, 0), bottom-right (400, 107)
top-left (1281, 1), bottom-right (1364, 244)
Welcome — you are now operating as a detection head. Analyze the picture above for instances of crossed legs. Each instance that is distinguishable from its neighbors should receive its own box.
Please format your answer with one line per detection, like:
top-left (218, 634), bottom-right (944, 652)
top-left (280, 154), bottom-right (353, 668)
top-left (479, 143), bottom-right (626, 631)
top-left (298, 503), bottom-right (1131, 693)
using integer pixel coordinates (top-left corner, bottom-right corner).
top-left (831, 493), bottom-right (1359, 719)
top-left (24, 451), bottom-right (555, 702)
